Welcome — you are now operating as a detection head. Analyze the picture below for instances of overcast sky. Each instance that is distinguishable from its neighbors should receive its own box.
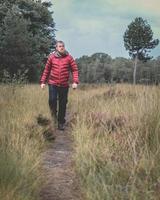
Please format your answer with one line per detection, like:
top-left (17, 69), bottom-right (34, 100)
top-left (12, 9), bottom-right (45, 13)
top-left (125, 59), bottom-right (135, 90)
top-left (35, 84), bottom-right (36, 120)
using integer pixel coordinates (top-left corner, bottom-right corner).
top-left (51, 0), bottom-right (160, 59)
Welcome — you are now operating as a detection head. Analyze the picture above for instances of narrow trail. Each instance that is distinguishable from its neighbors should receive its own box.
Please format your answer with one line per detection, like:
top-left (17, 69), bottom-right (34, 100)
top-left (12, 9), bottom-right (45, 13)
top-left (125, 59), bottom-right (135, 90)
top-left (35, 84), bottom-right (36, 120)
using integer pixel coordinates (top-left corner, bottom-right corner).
top-left (39, 114), bottom-right (84, 200)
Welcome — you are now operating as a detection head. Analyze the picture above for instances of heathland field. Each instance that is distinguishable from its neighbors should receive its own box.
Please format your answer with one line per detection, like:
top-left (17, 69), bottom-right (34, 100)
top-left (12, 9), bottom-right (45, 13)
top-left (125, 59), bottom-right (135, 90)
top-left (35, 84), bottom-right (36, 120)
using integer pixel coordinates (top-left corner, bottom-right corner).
top-left (0, 83), bottom-right (160, 200)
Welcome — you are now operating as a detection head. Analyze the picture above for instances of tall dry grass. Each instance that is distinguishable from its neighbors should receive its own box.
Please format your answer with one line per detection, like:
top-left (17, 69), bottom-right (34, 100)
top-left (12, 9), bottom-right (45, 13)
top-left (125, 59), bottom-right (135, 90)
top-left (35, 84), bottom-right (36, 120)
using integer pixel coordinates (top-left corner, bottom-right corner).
top-left (1, 83), bottom-right (160, 200)
top-left (0, 84), bottom-right (51, 200)
top-left (69, 84), bottom-right (160, 200)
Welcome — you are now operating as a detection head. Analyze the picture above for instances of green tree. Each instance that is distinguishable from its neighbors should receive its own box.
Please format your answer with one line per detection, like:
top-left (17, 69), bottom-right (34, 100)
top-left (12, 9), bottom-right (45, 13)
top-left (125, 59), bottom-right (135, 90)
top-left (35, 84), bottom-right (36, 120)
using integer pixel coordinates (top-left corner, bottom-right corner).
top-left (112, 57), bottom-right (133, 83)
top-left (123, 17), bottom-right (159, 84)
top-left (0, 0), bottom-right (56, 82)
top-left (154, 56), bottom-right (160, 84)
top-left (0, 9), bottom-right (35, 78)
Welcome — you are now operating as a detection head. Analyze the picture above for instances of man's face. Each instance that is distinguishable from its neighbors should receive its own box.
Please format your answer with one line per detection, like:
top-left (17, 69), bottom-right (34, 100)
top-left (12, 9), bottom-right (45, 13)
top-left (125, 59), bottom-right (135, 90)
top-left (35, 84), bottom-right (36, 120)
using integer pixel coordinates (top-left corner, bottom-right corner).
top-left (56, 42), bottom-right (65, 53)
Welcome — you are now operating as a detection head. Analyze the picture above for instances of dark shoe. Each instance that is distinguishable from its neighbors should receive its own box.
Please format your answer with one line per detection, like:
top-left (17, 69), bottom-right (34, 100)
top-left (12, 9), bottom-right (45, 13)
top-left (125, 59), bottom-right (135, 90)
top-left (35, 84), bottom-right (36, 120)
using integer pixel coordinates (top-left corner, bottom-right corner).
top-left (58, 123), bottom-right (65, 131)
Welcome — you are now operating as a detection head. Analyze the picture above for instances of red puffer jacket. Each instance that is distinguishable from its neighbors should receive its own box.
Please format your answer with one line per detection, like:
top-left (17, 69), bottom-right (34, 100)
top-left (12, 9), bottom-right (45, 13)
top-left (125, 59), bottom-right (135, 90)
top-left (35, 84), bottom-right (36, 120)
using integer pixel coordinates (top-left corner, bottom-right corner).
top-left (40, 51), bottom-right (79, 87)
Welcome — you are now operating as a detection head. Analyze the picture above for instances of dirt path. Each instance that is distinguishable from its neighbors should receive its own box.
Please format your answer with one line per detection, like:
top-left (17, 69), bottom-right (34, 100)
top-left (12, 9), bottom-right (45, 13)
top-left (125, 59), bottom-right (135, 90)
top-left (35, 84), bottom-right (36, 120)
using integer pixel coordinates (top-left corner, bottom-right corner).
top-left (39, 114), bottom-right (83, 200)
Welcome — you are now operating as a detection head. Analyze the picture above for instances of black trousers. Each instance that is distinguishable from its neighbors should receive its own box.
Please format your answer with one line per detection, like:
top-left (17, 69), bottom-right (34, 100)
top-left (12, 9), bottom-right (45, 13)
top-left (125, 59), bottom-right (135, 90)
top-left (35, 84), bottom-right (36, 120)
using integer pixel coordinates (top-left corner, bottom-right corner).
top-left (48, 84), bottom-right (69, 124)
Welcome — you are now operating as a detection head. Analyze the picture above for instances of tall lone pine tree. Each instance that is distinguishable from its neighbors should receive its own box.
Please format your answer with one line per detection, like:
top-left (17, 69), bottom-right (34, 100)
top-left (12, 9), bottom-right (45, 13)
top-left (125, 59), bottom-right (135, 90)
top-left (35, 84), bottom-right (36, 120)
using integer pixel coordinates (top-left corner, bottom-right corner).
top-left (123, 17), bottom-right (159, 84)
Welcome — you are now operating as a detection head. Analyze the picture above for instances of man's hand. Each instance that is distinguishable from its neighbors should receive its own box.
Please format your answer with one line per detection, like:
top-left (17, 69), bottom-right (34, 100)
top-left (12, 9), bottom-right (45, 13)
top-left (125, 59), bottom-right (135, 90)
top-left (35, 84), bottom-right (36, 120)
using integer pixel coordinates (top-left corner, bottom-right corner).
top-left (41, 83), bottom-right (45, 89)
top-left (72, 83), bottom-right (78, 89)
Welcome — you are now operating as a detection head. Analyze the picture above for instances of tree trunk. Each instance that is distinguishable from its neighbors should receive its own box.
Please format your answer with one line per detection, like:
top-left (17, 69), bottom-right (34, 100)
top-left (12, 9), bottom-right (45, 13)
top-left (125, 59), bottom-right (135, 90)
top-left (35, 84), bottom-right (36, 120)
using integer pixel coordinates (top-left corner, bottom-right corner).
top-left (133, 55), bottom-right (138, 84)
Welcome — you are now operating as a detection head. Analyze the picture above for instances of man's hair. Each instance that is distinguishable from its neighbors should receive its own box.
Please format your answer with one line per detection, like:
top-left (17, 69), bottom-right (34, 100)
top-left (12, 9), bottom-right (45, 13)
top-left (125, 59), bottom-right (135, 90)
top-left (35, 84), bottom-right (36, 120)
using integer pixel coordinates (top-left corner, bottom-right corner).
top-left (55, 40), bottom-right (65, 47)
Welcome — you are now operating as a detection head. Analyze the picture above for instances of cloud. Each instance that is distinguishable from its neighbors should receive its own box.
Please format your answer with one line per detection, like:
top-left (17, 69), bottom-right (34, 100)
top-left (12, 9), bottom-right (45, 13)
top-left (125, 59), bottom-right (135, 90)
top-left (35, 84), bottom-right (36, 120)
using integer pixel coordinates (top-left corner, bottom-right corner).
top-left (52, 0), bottom-right (160, 58)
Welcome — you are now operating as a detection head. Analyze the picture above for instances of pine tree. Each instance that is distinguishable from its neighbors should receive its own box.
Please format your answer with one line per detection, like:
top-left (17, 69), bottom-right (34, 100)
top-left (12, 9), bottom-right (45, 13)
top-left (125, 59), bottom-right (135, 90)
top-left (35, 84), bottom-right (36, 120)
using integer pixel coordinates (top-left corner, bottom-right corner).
top-left (123, 17), bottom-right (159, 84)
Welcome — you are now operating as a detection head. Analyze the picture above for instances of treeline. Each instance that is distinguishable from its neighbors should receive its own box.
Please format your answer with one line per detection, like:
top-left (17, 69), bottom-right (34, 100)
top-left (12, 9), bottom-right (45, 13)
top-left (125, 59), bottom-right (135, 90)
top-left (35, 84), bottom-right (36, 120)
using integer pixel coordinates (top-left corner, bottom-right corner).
top-left (0, 5), bottom-right (159, 86)
top-left (76, 53), bottom-right (160, 84)
top-left (0, 0), bottom-right (55, 83)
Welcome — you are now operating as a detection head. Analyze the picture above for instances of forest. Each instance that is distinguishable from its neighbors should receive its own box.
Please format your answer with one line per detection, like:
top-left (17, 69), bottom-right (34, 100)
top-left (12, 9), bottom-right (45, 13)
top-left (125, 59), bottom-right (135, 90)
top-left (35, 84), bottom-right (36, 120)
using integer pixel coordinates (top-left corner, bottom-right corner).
top-left (76, 53), bottom-right (160, 84)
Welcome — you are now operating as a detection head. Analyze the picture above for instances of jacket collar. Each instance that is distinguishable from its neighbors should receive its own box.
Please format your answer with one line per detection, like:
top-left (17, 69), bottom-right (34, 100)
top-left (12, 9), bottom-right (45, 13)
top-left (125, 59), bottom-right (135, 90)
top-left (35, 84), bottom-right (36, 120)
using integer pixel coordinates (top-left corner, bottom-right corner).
top-left (54, 50), bottom-right (69, 58)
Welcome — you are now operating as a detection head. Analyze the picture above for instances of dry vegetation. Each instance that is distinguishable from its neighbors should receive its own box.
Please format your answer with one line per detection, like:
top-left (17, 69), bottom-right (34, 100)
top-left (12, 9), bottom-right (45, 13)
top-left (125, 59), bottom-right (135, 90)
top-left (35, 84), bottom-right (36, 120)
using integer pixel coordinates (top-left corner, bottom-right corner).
top-left (0, 83), bottom-right (160, 200)
top-left (0, 84), bottom-right (55, 200)
top-left (69, 83), bottom-right (160, 200)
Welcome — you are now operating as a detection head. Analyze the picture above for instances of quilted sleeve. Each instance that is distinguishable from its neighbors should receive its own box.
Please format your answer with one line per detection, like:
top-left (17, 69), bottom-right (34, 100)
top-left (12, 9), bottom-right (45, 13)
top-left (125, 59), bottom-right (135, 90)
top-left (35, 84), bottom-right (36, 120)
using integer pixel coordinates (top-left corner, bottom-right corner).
top-left (40, 55), bottom-right (52, 84)
top-left (69, 55), bottom-right (79, 84)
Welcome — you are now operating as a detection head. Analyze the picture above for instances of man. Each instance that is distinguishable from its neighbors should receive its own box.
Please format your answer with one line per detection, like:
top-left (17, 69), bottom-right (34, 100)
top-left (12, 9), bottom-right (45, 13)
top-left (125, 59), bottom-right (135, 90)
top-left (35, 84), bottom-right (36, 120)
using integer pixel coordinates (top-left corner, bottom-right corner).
top-left (40, 40), bottom-right (79, 130)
